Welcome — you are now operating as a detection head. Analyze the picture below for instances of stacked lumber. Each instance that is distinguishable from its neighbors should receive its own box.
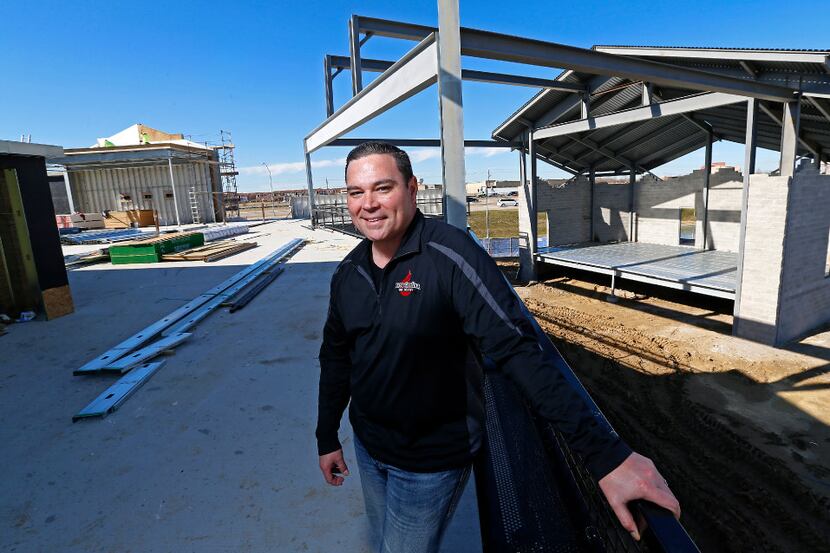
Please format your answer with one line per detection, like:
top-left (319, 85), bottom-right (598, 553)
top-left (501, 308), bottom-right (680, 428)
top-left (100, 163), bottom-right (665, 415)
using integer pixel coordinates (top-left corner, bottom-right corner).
top-left (103, 210), bottom-right (155, 229)
top-left (64, 249), bottom-right (110, 268)
top-left (160, 241), bottom-right (257, 262)
top-left (109, 232), bottom-right (204, 264)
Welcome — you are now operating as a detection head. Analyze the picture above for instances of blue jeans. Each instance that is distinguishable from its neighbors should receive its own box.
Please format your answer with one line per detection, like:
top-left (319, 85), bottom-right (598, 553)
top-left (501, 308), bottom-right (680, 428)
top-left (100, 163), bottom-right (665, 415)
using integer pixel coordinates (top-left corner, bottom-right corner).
top-left (353, 435), bottom-right (472, 553)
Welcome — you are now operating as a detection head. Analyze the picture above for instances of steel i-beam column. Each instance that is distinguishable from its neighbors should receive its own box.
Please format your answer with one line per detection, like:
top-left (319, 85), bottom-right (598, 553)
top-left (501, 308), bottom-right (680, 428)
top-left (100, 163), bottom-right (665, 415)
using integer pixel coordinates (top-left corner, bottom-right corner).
top-left (304, 152), bottom-right (315, 227)
top-left (529, 127), bottom-right (539, 271)
top-left (589, 166), bottom-right (596, 242)
top-left (349, 15), bottom-right (363, 96)
top-left (701, 129), bottom-right (713, 249)
top-left (324, 56), bottom-right (335, 117)
top-left (733, 98), bottom-right (758, 332)
top-left (167, 157), bottom-right (182, 227)
top-left (779, 98), bottom-right (801, 177)
top-left (628, 166), bottom-right (636, 242)
top-left (436, 0), bottom-right (466, 230)
top-left (580, 92), bottom-right (590, 119)
top-left (642, 82), bottom-right (653, 105)
top-left (62, 171), bottom-right (75, 214)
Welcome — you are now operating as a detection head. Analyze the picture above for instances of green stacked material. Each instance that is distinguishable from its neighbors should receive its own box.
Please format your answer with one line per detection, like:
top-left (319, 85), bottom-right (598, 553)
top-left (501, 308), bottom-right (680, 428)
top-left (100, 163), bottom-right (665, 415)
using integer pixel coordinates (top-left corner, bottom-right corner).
top-left (109, 233), bottom-right (205, 264)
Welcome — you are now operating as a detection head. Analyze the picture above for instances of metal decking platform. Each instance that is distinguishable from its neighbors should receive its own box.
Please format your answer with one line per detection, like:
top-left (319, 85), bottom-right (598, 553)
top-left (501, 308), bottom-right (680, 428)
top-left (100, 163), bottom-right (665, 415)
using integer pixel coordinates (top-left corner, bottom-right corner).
top-left (537, 242), bottom-right (737, 300)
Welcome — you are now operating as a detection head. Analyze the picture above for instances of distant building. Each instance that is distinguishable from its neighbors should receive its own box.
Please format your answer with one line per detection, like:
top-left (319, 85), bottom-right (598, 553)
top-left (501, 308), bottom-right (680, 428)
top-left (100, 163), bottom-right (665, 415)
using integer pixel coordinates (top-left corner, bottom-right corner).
top-left (49, 124), bottom-right (223, 225)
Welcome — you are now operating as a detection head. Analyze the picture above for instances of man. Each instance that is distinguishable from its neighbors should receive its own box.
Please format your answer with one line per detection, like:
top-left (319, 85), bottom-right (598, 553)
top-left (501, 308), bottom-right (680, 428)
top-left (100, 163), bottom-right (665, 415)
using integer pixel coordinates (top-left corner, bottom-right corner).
top-left (317, 142), bottom-right (679, 553)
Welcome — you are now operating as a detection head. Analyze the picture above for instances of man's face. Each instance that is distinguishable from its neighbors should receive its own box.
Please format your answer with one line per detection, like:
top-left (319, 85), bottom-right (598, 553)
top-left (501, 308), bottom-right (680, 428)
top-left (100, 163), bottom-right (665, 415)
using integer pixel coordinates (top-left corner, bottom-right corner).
top-left (345, 154), bottom-right (417, 244)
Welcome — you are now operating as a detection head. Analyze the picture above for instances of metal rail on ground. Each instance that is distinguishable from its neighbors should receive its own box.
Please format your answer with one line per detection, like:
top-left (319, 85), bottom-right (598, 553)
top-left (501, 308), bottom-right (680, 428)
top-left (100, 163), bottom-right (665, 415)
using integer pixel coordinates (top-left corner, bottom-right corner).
top-left (227, 266), bottom-right (286, 313)
top-left (161, 244), bottom-right (299, 335)
top-left (74, 238), bottom-right (304, 374)
top-left (101, 333), bottom-right (192, 373)
top-left (72, 361), bottom-right (165, 421)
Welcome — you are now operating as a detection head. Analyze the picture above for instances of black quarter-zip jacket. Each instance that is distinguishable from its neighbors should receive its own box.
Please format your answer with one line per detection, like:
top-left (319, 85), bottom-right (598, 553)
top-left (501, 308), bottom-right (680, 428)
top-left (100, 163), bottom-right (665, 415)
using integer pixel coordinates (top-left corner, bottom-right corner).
top-left (317, 210), bottom-right (631, 478)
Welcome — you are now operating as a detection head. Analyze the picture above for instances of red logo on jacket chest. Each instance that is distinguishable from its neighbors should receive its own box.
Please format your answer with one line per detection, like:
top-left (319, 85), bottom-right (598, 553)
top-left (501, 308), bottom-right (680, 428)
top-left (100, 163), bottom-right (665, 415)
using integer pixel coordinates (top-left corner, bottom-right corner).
top-left (395, 270), bottom-right (421, 297)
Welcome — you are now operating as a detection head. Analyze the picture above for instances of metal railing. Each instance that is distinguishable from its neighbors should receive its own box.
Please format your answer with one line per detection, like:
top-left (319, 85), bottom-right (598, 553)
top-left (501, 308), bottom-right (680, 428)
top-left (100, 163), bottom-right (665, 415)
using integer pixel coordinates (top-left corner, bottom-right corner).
top-left (470, 230), bottom-right (699, 553)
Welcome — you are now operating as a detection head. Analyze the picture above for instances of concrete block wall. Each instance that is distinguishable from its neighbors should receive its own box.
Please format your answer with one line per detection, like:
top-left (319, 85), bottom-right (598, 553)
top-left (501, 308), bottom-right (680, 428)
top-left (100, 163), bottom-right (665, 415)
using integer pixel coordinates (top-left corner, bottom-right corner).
top-left (535, 177), bottom-right (591, 246)
top-left (594, 182), bottom-right (631, 243)
top-left (534, 169), bottom-right (743, 250)
top-left (776, 170), bottom-right (830, 343)
top-left (636, 168), bottom-right (743, 251)
top-left (733, 174), bottom-right (790, 345)
top-left (702, 172), bottom-right (744, 251)
top-left (734, 169), bottom-right (830, 345)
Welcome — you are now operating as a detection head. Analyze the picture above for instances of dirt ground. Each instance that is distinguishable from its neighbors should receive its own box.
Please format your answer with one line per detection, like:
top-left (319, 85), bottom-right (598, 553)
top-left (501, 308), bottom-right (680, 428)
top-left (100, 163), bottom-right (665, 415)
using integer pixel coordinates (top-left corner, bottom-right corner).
top-left (502, 262), bottom-right (830, 552)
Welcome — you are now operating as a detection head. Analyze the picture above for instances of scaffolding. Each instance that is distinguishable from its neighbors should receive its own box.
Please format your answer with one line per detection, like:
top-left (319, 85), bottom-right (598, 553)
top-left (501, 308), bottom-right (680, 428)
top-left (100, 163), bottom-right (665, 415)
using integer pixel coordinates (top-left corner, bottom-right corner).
top-left (217, 130), bottom-right (240, 218)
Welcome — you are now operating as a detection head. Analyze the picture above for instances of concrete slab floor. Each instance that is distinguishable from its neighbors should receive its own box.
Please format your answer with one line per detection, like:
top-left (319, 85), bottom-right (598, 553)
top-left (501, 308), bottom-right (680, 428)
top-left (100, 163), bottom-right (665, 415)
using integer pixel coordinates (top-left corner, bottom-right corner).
top-left (0, 219), bottom-right (482, 553)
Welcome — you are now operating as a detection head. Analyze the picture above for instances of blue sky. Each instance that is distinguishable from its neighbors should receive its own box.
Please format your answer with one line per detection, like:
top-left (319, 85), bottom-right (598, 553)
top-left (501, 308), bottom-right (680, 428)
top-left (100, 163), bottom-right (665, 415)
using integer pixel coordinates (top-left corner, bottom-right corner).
top-left (1, 0), bottom-right (827, 191)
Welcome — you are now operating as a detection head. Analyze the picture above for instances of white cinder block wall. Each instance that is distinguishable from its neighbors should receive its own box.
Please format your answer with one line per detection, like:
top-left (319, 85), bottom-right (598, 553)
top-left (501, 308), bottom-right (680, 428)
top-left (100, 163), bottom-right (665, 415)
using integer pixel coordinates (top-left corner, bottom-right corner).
top-left (733, 174), bottom-right (791, 345)
top-left (594, 182), bottom-right (632, 243)
top-left (776, 170), bottom-right (830, 344)
top-left (535, 177), bottom-right (591, 246)
top-left (533, 168), bottom-right (744, 250)
top-left (636, 168), bottom-right (743, 251)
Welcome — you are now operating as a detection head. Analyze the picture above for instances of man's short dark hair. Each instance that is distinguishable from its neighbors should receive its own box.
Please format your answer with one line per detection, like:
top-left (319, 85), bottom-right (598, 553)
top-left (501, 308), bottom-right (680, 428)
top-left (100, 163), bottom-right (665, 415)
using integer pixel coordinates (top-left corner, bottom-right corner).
top-left (345, 141), bottom-right (414, 184)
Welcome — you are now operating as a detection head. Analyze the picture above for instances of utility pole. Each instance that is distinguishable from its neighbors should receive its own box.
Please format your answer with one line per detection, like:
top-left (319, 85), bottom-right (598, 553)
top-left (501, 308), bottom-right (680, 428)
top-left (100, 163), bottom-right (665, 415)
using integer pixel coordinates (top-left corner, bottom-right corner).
top-left (261, 162), bottom-right (276, 218)
top-left (485, 169), bottom-right (491, 239)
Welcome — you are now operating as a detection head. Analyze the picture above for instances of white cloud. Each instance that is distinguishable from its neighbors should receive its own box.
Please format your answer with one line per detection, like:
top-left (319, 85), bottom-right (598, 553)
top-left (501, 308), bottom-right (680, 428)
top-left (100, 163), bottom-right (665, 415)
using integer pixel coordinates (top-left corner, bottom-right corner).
top-left (239, 157), bottom-right (347, 176)
top-left (410, 149), bottom-right (442, 162)
top-left (238, 146), bottom-right (507, 178)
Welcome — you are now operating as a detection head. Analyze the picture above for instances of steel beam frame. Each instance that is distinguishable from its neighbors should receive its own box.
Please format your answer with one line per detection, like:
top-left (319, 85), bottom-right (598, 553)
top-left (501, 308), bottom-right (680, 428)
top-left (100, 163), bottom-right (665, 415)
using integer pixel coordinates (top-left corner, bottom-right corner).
top-left (637, 132), bottom-right (705, 166)
top-left (437, 0), bottom-right (466, 230)
top-left (328, 138), bottom-right (512, 148)
top-left (593, 46), bottom-right (830, 65)
top-left (354, 16), bottom-right (795, 101)
top-left (305, 34), bottom-right (438, 154)
top-left (534, 93), bottom-right (745, 141)
top-left (758, 100), bottom-right (819, 159)
top-left (779, 99), bottom-right (801, 177)
top-left (701, 130), bottom-right (713, 250)
top-left (733, 98), bottom-right (758, 333)
top-left (328, 54), bottom-right (586, 93)
top-left (349, 14), bottom-right (363, 95)
top-left (811, 96), bottom-right (830, 125)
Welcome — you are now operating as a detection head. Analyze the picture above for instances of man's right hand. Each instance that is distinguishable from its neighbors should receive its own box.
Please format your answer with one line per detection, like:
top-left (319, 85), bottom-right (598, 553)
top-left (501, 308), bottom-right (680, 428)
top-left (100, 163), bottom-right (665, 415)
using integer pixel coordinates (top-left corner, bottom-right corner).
top-left (319, 449), bottom-right (350, 486)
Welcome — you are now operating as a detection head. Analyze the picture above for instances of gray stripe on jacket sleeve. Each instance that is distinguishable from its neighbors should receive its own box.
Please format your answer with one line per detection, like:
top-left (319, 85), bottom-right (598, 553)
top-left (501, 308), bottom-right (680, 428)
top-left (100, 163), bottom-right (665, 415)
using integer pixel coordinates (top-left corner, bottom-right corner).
top-left (428, 241), bottom-right (522, 336)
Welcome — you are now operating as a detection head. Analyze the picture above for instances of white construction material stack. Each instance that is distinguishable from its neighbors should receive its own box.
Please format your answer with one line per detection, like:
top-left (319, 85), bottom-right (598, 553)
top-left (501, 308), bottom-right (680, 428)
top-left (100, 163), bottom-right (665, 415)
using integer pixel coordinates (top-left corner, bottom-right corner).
top-left (201, 225), bottom-right (249, 242)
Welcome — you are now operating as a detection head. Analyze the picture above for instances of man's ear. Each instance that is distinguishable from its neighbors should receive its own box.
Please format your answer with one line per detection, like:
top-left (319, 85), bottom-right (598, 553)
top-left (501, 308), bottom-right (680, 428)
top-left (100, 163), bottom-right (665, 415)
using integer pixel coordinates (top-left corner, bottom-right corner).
top-left (408, 177), bottom-right (418, 200)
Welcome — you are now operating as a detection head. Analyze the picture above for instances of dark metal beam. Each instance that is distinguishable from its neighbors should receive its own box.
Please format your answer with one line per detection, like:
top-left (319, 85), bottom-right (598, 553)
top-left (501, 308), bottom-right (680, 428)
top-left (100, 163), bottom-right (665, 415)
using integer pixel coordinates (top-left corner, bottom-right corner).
top-left (461, 69), bottom-right (585, 91)
top-left (739, 61), bottom-right (758, 79)
top-left (328, 138), bottom-right (512, 148)
top-left (355, 16), bottom-right (796, 101)
top-left (328, 54), bottom-right (585, 92)
top-left (615, 120), bottom-right (688, 156)
top-left (809, 96), bottom-right (830, 125)
top-left (324, 56), bottom-right (334, 117)
top-left (758, 100), bottom-right (820, 158)
top-left (457, 28), bottom-right (795, 102)
top-left (637, 132), bottom-right (704, 166)
top-left (556, 83), bottom-right (645, 156)
top-left (535, 141), bottom-right (589, 172)
top-left (534, 92), bottom-right (743, 140)
top-left (349, 15), bottom-right (363, 95)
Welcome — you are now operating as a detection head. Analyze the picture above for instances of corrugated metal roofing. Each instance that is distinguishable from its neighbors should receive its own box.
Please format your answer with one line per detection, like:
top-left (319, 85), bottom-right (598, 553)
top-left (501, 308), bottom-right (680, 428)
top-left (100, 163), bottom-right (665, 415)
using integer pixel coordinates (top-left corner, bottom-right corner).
top-left (493, 46), bottom-right (830, 175)
top-left (592, 46), bottom-right (830, 53)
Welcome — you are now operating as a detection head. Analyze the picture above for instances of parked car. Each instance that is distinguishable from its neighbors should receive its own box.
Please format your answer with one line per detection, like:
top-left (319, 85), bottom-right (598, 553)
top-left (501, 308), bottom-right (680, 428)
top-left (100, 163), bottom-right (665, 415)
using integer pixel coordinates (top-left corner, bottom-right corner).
top-left (497, 198), bottom-right (518, 207)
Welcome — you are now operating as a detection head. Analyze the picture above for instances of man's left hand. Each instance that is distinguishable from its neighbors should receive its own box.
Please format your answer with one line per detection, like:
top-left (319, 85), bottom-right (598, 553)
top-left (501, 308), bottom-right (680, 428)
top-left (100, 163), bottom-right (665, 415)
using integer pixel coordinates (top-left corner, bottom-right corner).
top-left (598, 452), bottom-right (680, 541)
